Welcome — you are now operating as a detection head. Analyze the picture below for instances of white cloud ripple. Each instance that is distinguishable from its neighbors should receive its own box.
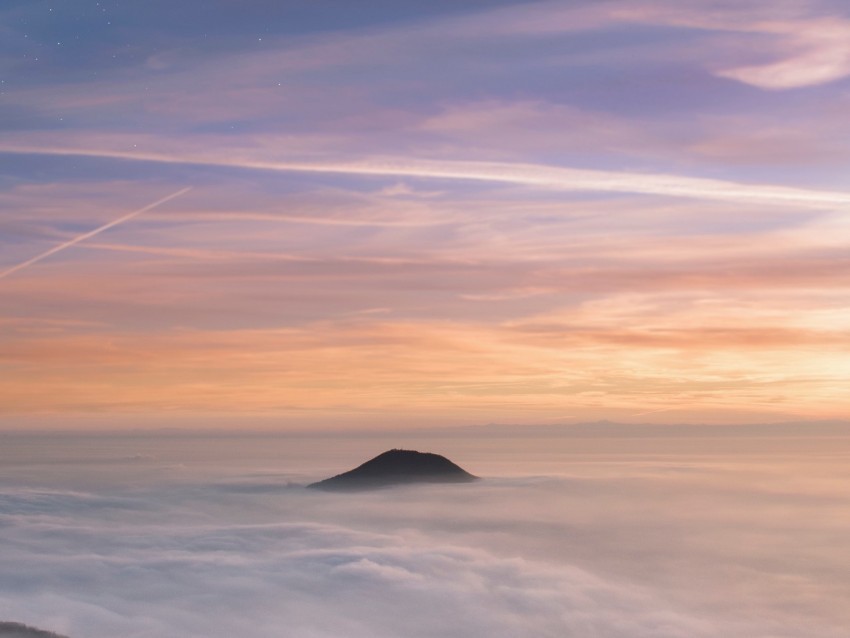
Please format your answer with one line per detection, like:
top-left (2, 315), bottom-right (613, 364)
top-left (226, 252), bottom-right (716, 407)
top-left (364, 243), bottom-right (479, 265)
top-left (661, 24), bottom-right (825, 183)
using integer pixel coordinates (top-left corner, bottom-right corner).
top-left (0, 511), bottom-right (709, 638)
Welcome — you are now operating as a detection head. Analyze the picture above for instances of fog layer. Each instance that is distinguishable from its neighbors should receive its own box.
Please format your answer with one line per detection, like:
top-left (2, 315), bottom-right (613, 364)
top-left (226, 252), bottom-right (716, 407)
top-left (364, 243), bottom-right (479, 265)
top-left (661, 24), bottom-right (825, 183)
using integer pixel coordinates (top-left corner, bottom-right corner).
top-left (0, 433), bottom-right (848, 637)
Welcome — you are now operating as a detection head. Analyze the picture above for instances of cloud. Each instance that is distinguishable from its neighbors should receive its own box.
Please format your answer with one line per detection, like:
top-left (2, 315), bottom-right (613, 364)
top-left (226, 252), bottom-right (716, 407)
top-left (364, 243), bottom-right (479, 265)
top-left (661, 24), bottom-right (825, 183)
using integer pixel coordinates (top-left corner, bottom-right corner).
top-left (469, 0), bottom-right (850, 90)
top-left (0, 443), bottom-right (848, 638)
top-left (712, 17), bottom-right (850, 89)
top-left (0, 494), bottom-right (713, 638)
top-left (2, 283), bottom-right (849, 423)
top-left (3, 141), bottom-right (850, 210)
top-left (417, 100), bottom-right (653, 156)
top-left (461, 0), bottom-right (850, 90)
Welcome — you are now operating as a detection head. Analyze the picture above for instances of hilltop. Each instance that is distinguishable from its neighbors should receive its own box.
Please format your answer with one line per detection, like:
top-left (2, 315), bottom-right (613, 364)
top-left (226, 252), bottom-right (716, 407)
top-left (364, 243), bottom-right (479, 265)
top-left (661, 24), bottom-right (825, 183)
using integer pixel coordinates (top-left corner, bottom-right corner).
top-left (0, 622), bottom-right (69, 638)
top-left (308, 449), bottom-right (478, 491)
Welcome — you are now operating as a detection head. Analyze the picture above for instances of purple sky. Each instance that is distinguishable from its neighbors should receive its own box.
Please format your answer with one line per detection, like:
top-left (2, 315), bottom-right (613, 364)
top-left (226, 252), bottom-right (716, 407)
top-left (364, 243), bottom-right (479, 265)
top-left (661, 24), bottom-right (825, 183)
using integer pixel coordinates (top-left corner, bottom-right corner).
top-left (2, 0), bottom-right (850, 429)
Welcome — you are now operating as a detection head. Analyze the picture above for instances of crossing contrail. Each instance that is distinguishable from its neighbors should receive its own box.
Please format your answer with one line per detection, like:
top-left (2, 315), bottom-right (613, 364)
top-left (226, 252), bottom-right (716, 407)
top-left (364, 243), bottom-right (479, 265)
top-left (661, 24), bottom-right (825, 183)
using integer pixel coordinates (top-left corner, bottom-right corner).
top-left (0, 186), bottom-right (192, 280)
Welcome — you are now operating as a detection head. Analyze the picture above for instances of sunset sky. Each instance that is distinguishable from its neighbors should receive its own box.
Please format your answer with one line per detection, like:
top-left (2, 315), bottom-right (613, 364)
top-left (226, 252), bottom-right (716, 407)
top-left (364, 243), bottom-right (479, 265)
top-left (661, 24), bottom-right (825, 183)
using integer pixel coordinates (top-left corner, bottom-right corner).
top-left (2, 0), bottom-right (849, 429)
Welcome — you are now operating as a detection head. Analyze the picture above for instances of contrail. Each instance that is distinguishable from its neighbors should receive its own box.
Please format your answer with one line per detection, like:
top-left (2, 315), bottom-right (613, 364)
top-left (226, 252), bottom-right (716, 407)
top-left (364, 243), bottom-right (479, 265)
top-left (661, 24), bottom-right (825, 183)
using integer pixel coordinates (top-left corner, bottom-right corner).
top-left (0, 186), bottom-right (192, 280)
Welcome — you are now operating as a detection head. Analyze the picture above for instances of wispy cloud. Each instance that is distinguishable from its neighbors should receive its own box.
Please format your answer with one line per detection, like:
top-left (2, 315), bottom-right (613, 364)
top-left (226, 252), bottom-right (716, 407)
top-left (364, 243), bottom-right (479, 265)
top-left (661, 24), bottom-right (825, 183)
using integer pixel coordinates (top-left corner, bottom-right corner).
top-left (3, 143), bottom-right (850, 209)
top-left (608, 1), bottom-right (850, 89)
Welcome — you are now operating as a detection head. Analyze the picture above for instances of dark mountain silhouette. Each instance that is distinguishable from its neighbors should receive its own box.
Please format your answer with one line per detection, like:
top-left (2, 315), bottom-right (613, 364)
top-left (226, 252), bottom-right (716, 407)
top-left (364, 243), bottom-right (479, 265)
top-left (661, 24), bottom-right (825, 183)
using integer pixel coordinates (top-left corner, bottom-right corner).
top-left (308, 449), bottom-right (478, 491)
top-left (0, 622), bottom-right (69, 638)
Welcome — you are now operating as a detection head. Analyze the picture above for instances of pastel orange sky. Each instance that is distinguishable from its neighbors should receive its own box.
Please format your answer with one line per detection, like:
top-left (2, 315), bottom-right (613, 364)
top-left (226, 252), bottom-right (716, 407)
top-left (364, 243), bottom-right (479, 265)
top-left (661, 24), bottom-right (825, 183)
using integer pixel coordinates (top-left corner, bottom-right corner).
top-left (2, 0), bottom-right (849, 429)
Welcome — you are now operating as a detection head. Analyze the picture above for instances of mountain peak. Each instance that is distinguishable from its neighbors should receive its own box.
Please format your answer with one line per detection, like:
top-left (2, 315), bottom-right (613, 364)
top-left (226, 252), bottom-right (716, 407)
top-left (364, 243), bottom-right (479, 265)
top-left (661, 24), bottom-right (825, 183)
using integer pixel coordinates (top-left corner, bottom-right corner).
top-left (308, 449), bottom-right (478, 491)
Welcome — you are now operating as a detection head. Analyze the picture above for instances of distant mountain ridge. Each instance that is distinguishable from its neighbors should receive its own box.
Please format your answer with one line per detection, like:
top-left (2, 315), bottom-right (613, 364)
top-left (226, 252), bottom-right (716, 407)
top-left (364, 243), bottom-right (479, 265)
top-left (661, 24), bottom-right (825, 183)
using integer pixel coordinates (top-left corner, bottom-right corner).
top-left (308, 449), bottom-right (477, 490)
top-left (358, 420), bottom-right (850, 439)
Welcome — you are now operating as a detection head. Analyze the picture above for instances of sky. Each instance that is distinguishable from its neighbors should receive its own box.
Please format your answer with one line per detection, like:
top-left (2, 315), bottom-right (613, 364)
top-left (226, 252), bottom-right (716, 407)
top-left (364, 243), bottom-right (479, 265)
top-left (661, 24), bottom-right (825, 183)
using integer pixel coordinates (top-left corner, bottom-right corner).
top-left (2, 0), bottom-right (850, 429)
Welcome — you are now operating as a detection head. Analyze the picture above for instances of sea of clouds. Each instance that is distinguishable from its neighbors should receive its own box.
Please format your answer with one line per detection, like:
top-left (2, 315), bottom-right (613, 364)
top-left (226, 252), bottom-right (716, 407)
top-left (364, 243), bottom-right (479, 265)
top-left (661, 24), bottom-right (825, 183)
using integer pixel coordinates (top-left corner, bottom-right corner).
top-left (0, 433), bottom-right (848, 638)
